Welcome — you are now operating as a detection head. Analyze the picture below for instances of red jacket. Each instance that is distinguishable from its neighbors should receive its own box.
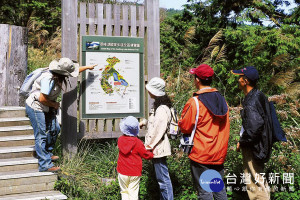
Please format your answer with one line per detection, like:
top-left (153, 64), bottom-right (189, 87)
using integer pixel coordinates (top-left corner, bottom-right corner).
top-left (178, 88), bottom-right (230, 165)
top-left (117, 135), bottom-right (153, 176)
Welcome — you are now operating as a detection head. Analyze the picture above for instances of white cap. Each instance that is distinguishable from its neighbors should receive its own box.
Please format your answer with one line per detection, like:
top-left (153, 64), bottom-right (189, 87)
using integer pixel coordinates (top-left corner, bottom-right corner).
top-left (146, 77), bottom-right (166, 97)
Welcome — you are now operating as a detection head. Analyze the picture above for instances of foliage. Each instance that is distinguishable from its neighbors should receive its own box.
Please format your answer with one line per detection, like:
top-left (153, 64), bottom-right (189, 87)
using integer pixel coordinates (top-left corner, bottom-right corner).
top-left (161, 21), bottom-right (300, 105)
top-left (55, 140), bottom-right (121, 199)
top-left (0, 0), bottom-right (61, 34)
top-left (27, 26), bottom-right (61, 73)
top-left (185, 0), bottom-right (299, 27)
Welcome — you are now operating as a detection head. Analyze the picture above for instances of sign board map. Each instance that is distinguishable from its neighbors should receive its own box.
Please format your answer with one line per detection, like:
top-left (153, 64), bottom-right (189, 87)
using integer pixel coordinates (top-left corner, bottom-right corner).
top-left (81, 36), bottom-right (144, 119)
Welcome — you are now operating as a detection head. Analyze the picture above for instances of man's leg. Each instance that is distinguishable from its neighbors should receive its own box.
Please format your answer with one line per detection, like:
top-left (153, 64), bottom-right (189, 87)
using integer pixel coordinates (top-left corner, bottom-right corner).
top-left (45, 112), bottom-right (60, 154)
top-left (26, 105), bottom-right (53, 171)
top-left (242, 147), bottom-right (270, 200)
top-left (153, 157), bottom-right (174, 200)
top-left (211, 165), bottom-right (228, 200)
top-left (190, 160), bottom-right (213, 200)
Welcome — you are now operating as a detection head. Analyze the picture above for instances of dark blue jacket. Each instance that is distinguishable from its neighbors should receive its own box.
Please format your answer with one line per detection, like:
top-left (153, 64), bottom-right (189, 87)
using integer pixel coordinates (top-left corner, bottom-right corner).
top-left (240, 89), bottom-right (273, 163)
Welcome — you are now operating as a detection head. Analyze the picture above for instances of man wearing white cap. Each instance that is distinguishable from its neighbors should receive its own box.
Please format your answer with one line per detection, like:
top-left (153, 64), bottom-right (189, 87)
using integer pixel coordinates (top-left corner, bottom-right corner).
top-left (25, 58), bottom-right (96, 172)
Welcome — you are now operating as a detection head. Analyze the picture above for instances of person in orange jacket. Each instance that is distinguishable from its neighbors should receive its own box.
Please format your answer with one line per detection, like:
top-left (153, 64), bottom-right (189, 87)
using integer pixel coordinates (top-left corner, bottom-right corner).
top-left (178, 64), bottom-right (230, 200)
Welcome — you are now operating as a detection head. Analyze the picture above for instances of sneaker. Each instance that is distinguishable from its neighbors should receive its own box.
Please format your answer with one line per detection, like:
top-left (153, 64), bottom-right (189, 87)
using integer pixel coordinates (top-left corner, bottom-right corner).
top-left (51, 155), bottom-right (59, 161)
top-left (46, 166), bottom-right (61, 172)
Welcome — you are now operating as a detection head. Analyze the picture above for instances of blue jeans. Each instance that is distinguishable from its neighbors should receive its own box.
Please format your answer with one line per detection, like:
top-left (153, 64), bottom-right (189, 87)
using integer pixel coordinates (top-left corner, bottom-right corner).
top-left (190, 160), bottom-right (228, 200)
top-left (153, 157), bottom-right (174, 200)
top-left (26, 104), bottom-right (60, 171)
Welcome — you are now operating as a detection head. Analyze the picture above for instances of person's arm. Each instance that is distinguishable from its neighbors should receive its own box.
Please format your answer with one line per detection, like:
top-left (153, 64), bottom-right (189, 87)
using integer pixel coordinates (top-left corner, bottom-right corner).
top-left (39, 93), bottom-right (60, 109)
top-left (79, 64), bottom-right (97, 73)
top-left (137, 140), bottom-right (154, 160)
top-left (39, 77), bottom-right (60, 109)
top-left (239, 106), bottom-right (264, 146)
top-left (178, 98), bottom-right (198, 134)
top-left (145, 106), bottom-right (169, 149)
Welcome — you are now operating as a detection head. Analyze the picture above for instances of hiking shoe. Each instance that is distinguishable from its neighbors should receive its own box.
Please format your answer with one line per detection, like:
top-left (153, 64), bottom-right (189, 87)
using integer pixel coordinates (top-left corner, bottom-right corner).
top-left (46, 166), bottom-right (61, 172)
top-left (51, 155), bottom-right (59, 161)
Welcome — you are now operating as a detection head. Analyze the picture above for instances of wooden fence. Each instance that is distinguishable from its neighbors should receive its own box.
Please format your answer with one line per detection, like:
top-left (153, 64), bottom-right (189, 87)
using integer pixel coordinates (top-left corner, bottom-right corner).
top-left (0, 24), bottom-right (28, 107)
top-left (61, 0), bottom-right (160, 155)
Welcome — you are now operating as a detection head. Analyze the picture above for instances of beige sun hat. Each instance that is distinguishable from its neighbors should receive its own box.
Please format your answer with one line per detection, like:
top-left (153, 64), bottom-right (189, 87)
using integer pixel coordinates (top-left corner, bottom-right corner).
top-left (49, 58), bottom-right (80, 77)
top-left (146, 77), bottom-right (166, 97)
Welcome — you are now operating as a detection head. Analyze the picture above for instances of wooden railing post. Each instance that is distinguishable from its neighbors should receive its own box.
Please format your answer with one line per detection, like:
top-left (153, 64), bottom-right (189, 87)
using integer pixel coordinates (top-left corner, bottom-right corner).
top-left (145, 0), bottom-right (160, 111)
top-left (61, 0), bottom-right (78, 157)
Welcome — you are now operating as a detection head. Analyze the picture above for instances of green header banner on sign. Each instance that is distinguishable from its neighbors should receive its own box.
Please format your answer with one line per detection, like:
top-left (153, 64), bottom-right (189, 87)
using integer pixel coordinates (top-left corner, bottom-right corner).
top-left (82, 36), bottom-right (144, 53)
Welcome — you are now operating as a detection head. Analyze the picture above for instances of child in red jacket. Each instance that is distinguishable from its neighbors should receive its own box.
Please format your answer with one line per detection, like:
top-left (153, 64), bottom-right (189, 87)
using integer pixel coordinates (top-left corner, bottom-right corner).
top-left (117, 116), bottom-right (153, 200)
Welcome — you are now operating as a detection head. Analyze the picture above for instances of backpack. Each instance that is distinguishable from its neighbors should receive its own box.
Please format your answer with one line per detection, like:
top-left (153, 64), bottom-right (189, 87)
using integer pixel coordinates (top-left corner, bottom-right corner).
top-left (269, 101), bottom-right (287, 143)
top-left (161, 106), bottom-right (180, 139)
top-left (20, 68), bottom-right (49, 97)
top-left (168, 108), bottom-right (180, 139)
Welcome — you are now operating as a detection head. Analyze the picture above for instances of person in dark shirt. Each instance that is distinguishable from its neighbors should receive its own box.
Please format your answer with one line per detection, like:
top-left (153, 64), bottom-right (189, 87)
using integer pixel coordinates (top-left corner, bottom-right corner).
top-left (232, 66), bottom-right (272, 200)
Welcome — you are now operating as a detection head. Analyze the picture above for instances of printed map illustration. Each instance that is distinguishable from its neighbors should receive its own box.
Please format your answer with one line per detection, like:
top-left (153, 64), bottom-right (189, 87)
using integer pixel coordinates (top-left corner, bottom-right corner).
top-left (85, 52), bottom-right (140, 114)
top-left (101, 56), bottom-right (129, 95)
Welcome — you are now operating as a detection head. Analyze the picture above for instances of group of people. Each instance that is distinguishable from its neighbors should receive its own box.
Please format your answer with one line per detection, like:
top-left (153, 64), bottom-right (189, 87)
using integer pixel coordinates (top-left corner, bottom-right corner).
top-left (25, 58), bottom-right (272, 200)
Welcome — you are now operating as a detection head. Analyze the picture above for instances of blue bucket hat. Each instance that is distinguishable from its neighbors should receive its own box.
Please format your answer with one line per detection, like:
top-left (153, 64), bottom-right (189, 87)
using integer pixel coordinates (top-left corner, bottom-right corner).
top-left (231, 66), bottom-right (259, 82)
top-left (120, 116), bottom-right (139, 137)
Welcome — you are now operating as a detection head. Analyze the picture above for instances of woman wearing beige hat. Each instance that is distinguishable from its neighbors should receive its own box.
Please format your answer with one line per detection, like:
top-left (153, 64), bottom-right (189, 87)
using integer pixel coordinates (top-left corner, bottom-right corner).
top-left (141, 77), bottom-right (174, 200)
top-left (25, 58), bottom-right (96, 172)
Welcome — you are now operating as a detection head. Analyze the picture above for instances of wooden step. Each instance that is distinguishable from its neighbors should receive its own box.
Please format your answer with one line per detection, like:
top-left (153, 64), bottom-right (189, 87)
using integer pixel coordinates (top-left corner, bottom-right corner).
top-left (0, 135), bottom-right (35, 147)
top-left (0, 125), bottom-right (33, 137)
top-left (0, 107), bottom-right (26, 118)
top-left (0, 117), bottom-right (31, 127)
top-left (0, 157), bottom-right (38, 172)
top-left (0, 146), bottom-right (35, 159)
top-left (0, 190), bottom-right (67, 200)
top-left (0, 169), bottom-right (57, 196)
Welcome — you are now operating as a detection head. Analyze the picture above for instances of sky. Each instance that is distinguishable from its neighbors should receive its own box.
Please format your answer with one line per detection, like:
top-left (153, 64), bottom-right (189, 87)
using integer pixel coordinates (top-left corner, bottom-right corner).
top-left (159, 0), bottom-right (189, 10)
top-left (159, 0), bottom-right (297, 13)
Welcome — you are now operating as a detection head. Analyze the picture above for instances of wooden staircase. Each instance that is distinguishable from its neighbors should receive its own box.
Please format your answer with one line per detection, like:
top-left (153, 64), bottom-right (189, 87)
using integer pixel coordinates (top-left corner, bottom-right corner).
top-left (0, 107), bottom-right (67, 200)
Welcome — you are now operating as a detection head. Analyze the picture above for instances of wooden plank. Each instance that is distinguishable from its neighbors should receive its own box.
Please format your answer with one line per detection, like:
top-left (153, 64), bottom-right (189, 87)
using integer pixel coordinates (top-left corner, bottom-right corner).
top-left (138, 5), bottom-right (145, 37)
top-left (88, 3), bottom-right (96, 35)
top-left (105, 119), bottom-right (113, 133)
top-left (0, 24), bottom-right (9, 106)
top-left (105, 4), bottom-right (112, 36)
top-left (122, 5), bottom-right (129, 36)
top-left (114, 4), bottom-right (121, 36)
top-left (130, 5), bottom-right (137, 37)
top-left (61, 0), bottom-right (78, 156)
top-left (96, 3), bottom-right (104, 35)
top-left (145, 0), bottom-right (160, 110)
top-left (97, 119), bottom-right (105, 132)
top-left (88, 119), bottom-right (97, 132)
top-left (80, 2), bottom-right (87, 36)
top-left (6, 26), bottom-right (17, 106)
top-left (8, 26), bottom-right (27, 106)
top-left (0, 25), bottom-right (27, 107)
top-left (114, 119), bottom-right (120, 132)
top-left (78, 120), bottom-right (87, 139)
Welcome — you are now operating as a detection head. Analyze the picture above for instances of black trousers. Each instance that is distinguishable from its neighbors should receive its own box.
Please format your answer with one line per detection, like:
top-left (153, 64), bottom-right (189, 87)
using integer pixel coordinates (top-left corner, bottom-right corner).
top-left (190, 160), bottom-right (228, 200)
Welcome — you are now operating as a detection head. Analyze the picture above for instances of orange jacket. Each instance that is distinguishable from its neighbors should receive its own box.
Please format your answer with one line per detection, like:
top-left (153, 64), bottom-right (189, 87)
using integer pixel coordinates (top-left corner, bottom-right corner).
top-left (178, 88), bottom-right (230, 165)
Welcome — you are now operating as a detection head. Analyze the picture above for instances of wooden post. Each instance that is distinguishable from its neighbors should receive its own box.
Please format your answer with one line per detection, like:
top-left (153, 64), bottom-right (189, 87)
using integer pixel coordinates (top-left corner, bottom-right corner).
top-left (145, 0), bottom-right (160, 111)
top-left (0, 24), bottom-right (27, 107)
top-left (61, 0), bottom-right (78, 157)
